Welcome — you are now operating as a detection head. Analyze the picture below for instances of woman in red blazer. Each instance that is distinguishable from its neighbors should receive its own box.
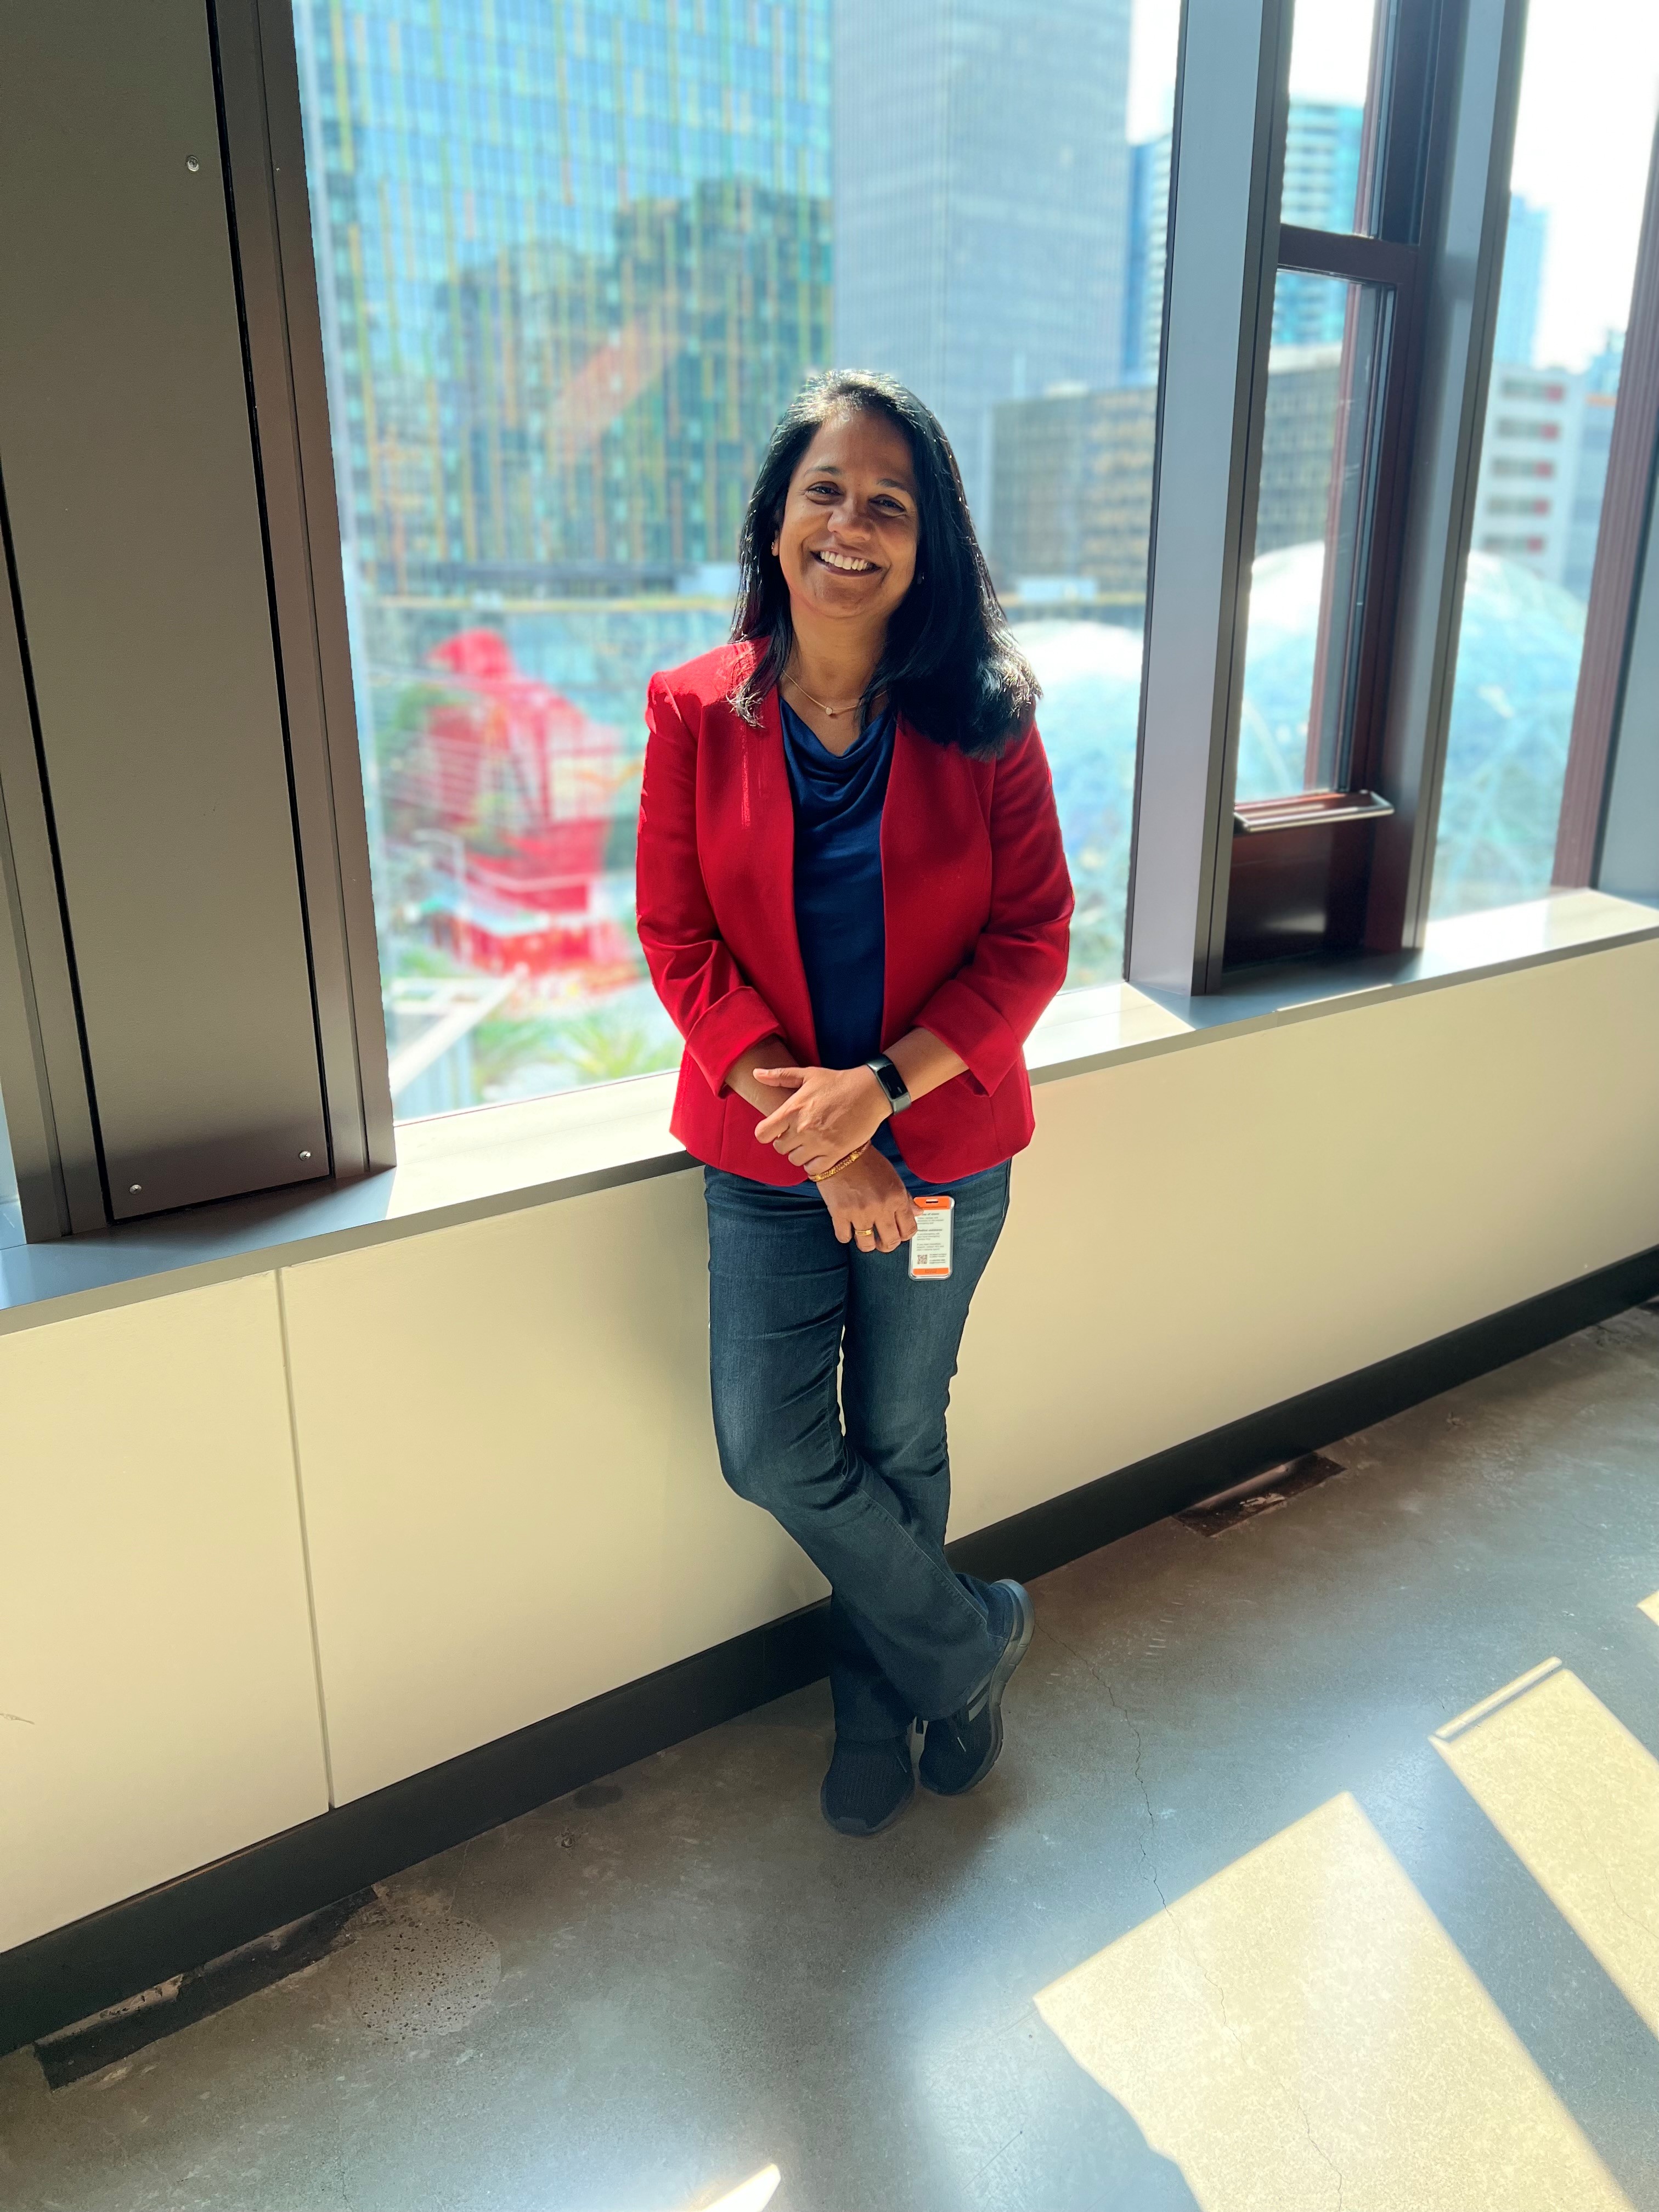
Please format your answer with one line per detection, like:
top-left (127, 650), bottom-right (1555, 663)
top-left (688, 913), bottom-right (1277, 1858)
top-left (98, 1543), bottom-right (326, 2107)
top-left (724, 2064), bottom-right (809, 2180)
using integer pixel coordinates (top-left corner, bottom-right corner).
top-left (637, 371), bottom-right (1072, 1837)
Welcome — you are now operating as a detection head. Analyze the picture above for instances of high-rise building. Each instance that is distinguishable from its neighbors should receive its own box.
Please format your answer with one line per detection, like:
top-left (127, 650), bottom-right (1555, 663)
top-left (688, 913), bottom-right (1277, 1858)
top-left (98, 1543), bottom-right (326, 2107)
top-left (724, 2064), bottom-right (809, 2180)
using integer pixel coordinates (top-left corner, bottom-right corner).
top-left (1469, 365), bottom-right (1591, 593)
top-left (832, 0), bottom-right (1133, 526)
top-left (989, 351), bottom-right (1340, 605)
top-left (1494, 195), bottom-right (1549, 370)
top-left (1465, 342), bottom-right (1629, 602)
top-left (990, 386), bottom-right (1157, 602)
top-left (1280, 100), bottom-right (1365, 231)
top-left (1274, 103), bottom-right (1365, 348)
top-left (1254, 346), bottom-right (1344, 555)
top-left (443, 180), bottom-right (831, 594)
top-left (1127, 101), bottom-right (1365, 372)
top-left (291, 1), bottom-right (832, 599)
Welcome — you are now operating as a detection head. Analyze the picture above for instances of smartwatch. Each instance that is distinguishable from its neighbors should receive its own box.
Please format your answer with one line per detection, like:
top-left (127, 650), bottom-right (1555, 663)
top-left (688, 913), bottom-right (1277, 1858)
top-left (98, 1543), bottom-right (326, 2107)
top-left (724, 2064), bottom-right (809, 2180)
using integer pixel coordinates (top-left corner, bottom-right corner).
top-left (865, 1053), bottom-right (913, 1115)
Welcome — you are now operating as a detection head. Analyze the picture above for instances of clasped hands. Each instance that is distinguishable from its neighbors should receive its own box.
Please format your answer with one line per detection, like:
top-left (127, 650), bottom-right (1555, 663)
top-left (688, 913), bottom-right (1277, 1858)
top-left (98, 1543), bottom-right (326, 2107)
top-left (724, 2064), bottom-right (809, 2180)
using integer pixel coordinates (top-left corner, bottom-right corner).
top-left (728, 1030), bottom-right (964, 1252)
top-left (752, 1061), bottom-right (890, 1176)
top-left (752, 1060), bottom-right (917, 1252)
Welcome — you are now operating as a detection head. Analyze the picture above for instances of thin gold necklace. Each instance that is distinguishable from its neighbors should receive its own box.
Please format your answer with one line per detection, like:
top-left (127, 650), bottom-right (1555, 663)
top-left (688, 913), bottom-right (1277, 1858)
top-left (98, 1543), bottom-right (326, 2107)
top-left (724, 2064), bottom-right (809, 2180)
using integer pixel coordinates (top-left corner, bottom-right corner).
top-left (783, 669), bottom-right (866, 720)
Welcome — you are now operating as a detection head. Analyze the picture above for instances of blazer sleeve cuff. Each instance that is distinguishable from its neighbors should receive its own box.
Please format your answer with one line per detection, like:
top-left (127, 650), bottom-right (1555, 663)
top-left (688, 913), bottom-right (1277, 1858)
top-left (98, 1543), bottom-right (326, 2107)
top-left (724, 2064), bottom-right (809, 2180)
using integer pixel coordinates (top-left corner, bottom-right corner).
top-left (685, 988), bottom-right (786, 1094)
top-left (913, 980), bottom-right (1024, 1094)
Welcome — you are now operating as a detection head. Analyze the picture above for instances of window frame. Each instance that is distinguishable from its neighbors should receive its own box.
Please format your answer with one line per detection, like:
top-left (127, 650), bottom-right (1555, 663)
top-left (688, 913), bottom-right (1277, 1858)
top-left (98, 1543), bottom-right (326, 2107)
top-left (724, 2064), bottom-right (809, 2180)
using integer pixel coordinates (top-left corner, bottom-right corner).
top-left (0, 0), bottom-right (1650, 1248)
top-left (1553, 116), bottom-right (1659, 891)
top-left (1124, 0), bottom-right (1535, 992)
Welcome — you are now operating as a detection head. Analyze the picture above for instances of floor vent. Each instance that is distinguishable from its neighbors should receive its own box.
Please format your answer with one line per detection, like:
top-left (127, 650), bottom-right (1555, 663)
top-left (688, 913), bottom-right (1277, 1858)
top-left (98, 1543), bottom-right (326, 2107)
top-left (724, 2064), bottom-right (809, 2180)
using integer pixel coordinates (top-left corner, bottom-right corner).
top-left (1177, 1452), bottom-right (1347, 1537)
top-left (33, 1890), bottom-right (373, 2090)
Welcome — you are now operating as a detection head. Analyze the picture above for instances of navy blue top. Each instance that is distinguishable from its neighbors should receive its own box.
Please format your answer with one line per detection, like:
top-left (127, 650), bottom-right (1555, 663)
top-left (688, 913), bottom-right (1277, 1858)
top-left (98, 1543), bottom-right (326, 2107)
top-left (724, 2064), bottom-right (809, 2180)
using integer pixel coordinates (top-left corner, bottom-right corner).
top-left (779, 694), bottom-right (904, 1164)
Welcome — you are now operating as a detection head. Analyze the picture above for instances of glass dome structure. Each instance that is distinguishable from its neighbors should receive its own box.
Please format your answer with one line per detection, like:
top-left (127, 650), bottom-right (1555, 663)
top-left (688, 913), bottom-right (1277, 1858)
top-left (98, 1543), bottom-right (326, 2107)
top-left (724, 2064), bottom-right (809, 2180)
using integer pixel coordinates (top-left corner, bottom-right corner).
top-left (1023, 541), bottom-right (1585, 984)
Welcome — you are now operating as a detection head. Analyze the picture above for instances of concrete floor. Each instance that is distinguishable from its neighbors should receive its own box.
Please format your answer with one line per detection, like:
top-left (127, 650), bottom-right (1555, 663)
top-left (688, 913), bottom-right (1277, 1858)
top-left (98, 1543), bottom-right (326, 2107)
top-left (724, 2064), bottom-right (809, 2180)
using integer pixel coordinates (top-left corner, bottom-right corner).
top-left (3, 1301), bottom-right (1656, 2212)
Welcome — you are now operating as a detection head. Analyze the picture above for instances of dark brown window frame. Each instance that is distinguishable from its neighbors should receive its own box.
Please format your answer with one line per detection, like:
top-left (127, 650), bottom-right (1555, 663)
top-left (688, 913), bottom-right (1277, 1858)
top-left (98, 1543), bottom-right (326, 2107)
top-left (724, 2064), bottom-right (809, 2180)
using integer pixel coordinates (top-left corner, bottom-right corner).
top-left (1553, 116), bottom-right (1659, 890)
top-left (1125, 0), bottom-right (1541, 994)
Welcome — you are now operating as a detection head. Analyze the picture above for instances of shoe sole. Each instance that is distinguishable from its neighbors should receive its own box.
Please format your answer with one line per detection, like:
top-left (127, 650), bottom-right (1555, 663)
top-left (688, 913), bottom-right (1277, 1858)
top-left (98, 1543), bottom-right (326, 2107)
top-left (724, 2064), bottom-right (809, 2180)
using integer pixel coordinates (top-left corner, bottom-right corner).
top-left (919, 1579), bottom-right (1036, 1797)
top-left (820, 1770), bottom-right (916, 1837)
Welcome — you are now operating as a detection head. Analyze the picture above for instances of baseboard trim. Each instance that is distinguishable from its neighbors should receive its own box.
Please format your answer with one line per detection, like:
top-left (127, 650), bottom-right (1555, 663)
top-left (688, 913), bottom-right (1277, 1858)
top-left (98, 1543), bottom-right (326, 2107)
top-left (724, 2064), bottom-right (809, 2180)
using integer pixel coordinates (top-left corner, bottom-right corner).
top-left (5, 1244), bottom-right (1655, 2057)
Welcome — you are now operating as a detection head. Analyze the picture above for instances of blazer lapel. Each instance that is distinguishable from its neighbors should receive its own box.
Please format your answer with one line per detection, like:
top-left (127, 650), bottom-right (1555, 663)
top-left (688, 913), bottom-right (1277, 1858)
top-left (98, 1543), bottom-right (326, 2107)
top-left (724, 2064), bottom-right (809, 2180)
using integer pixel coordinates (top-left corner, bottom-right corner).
top-left (741, 687), bottom-right (819, 1062)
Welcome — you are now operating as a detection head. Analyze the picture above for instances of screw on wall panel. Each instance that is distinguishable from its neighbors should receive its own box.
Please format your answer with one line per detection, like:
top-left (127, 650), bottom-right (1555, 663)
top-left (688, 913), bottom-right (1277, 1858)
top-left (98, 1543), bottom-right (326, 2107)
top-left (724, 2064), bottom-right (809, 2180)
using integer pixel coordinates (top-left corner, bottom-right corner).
top-left (299, 1149), bottom-right (312, 1160)
top-left (128, 1184), bottom-right (142, 1194)
top-left (185, 157), bottom-right (200, 173)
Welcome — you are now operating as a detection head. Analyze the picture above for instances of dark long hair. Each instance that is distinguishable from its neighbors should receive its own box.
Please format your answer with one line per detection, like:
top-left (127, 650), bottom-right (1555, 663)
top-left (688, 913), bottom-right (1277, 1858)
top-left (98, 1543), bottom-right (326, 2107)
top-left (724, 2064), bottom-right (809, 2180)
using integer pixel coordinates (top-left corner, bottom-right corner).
top-left (729, 369), bottom-right (1039, 758)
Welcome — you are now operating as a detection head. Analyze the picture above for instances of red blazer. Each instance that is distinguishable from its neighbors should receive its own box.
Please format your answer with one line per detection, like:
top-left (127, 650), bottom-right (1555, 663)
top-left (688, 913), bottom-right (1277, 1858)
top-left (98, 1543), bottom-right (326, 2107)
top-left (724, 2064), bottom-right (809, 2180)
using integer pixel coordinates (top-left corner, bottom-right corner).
top-left (636, 641), bottom-right (1073, 1186)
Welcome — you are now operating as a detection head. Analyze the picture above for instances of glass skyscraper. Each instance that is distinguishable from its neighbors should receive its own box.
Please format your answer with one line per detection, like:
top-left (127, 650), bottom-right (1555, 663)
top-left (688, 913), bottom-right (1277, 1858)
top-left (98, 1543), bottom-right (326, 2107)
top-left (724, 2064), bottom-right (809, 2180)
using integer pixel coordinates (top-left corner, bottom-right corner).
top-left (292, 1), bottom-right (832, 599)
top-left (291, 2), bottom-right (832, 1113)
top-left (1126, 100), bottom-right (1365, 366)
top-left (832, 0), bottom-right (1134, 526)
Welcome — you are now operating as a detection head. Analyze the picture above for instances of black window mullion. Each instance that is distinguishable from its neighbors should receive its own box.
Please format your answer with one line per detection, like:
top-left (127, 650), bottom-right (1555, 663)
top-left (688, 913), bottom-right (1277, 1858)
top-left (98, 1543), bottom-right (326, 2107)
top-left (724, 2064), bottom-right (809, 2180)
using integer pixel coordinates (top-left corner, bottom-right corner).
top-left (1277, 227), bottom-right (1418, 291)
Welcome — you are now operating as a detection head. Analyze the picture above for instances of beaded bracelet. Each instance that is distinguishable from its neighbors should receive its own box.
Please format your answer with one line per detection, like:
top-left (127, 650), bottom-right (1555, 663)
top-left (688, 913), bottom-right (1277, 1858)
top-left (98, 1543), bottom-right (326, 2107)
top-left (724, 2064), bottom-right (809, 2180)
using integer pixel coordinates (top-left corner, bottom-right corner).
top-left (804, 1142), bottom-right (867, 1184)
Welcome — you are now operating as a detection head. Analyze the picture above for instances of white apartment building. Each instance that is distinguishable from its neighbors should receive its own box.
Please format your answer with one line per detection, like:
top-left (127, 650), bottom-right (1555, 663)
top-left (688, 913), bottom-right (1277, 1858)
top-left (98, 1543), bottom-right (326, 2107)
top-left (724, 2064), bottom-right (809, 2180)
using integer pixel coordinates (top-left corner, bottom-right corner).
top-left (1470, 362), bottom-right (1617, 599)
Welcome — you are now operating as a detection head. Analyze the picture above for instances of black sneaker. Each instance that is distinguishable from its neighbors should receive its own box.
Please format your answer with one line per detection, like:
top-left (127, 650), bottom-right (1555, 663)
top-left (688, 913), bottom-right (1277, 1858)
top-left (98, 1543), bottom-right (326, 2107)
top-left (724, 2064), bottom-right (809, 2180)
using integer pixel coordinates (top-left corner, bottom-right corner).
top-left (820, 1731), bottom-right (916, 1837)
top-left (918, 1580), bottom-right (1035, 1797)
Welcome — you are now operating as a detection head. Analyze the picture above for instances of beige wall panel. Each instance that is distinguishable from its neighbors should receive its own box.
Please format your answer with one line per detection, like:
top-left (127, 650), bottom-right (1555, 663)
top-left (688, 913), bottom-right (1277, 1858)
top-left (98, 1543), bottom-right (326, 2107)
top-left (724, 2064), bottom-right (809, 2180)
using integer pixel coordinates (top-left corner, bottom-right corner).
top-left (285, 940), bottom-right (1657, 1807)
top-left (947, 941), bottom-right (1659, 1535)
top-left (0, 1277), bottom-right (327, 1950)
top-left (281, 1170), bottom-right (823, 1807)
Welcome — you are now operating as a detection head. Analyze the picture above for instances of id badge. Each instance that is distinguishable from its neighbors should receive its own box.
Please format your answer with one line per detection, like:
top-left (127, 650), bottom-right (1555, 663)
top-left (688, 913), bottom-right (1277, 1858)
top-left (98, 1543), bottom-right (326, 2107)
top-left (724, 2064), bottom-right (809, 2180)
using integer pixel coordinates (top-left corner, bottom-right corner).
top-left (908, 1193), bottom-right (954, 1279)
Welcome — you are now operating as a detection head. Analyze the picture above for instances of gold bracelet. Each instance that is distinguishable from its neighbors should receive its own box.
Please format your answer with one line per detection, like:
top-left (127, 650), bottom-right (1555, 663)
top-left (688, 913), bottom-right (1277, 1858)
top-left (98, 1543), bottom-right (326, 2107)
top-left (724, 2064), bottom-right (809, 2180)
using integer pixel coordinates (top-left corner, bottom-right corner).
top-left (805, 1142), bottom-right (867, 1183)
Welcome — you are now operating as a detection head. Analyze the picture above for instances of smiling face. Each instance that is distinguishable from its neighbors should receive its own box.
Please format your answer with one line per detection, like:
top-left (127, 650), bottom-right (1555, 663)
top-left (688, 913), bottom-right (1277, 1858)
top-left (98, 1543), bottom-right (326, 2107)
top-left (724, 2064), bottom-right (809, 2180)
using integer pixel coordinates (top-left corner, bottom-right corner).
top-left (772, 405), bottom-right (921, 636)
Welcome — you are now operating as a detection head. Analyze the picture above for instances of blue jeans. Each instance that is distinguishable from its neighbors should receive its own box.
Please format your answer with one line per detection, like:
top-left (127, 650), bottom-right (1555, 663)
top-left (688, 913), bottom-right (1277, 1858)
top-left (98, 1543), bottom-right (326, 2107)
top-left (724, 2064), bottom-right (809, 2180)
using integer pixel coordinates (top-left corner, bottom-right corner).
top-left (704, 1156), bottom-right (1012, 1741)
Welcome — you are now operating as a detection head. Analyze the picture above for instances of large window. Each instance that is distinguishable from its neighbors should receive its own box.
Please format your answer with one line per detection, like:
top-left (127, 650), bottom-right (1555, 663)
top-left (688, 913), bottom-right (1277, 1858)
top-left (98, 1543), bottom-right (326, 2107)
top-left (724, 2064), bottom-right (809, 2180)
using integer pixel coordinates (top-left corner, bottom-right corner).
top-left (1431, 0), bottom-right (1659, 919)
top-left (292, 0), bottom-right (1181, 1119)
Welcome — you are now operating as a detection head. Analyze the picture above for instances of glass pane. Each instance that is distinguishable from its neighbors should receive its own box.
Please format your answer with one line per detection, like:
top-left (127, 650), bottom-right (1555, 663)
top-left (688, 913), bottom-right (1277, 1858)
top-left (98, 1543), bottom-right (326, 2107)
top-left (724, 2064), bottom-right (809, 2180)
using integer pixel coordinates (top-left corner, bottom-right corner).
top-left (293, 0), bottom-right (1184, 1116)
top-left (1237, 273), bottom-right (1390, 801)
top-left (1430, 0), bottom-right (1659, 921)
top-left (1286, 0), bottom-right (1383, 236)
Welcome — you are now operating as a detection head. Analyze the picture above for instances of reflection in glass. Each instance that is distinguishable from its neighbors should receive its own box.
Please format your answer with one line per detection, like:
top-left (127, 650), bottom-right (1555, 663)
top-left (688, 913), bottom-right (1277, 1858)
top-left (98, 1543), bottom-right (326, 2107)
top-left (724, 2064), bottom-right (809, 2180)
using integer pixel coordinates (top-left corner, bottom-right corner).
top-left (294, 0), bottom-right (1180, 1116)
top-left (1237, 273), bottom-right (1390, 801)
top-left (1431, 0), bottom-right (1659, 920)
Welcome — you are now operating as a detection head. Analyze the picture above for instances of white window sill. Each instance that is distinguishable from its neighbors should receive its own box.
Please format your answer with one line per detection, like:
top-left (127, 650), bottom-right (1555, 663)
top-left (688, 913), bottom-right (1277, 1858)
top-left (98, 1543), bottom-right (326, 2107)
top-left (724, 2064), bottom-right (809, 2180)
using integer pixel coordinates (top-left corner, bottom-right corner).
top-left (2, 888), bottom-right (1654, 1335)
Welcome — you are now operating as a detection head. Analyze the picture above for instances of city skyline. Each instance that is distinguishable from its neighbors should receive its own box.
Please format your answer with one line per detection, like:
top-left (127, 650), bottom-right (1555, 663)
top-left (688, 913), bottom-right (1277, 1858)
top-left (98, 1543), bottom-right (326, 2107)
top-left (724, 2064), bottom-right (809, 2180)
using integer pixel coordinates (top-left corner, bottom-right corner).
top-left (289, 0), bottom-right (1641, 1118)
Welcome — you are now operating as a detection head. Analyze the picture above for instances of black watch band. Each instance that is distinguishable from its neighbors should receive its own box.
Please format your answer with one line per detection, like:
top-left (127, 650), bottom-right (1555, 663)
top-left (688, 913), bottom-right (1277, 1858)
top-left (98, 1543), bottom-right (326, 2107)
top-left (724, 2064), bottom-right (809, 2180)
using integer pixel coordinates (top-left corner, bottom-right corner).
top-left (865, 1053), bottom-right (912, 1115)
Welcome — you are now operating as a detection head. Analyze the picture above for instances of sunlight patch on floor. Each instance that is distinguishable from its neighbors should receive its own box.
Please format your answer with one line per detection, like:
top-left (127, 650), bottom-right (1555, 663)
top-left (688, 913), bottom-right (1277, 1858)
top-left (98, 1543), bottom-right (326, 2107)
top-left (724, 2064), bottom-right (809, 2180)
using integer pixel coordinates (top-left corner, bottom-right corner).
top-left (1434, 1661), bottom-right (1659, 2035)
top-left (1034, 1792), bottom-right (1632, 2212)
